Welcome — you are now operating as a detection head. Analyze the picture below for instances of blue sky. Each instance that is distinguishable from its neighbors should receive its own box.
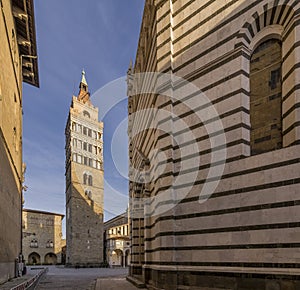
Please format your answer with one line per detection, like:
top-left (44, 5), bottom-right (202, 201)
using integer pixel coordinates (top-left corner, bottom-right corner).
top-left (22, 0), bottom-right (145, 233)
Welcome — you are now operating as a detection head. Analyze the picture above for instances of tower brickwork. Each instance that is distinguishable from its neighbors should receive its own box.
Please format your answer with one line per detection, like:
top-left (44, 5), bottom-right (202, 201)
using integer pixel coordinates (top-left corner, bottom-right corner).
top-left (65, 71), bottom-right (104, 266)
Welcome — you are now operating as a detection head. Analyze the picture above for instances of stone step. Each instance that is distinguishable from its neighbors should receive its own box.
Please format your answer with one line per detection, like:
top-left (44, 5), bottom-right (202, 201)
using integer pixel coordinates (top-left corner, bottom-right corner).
top-left (126, 275), bottom-right (146, 288)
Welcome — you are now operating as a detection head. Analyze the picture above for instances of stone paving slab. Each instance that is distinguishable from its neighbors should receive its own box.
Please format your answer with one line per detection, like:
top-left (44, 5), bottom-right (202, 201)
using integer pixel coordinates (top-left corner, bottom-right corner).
top-left (95, 277), bottom-right (142, 290)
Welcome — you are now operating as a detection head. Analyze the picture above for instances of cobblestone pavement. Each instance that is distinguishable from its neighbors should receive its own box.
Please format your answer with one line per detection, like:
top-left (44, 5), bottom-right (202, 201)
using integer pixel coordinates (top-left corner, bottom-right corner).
top-left (35, 266), bottom-right (129, 290)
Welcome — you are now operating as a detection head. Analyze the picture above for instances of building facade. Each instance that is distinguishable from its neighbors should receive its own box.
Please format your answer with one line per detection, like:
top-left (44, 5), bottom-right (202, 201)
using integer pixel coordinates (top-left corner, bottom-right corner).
top-left (104, 212), bottom-right (130, 268)
top-left (22, 209), bottom-right (64, 265)
top-left (65, 71), bottom-right (104, 267)
top-left (128, 0), bottom-right (300, 289)
top-left (0, 0), bottom-right (38, 284)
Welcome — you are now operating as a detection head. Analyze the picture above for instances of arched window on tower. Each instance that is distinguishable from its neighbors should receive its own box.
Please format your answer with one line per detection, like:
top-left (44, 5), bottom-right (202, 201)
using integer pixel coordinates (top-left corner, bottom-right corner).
top-left (250, 38), bottom-right (282, 155)
top-left (88, 175), bottom-right (93, 186)
top-left (30, 239), bottom-right (38, 248)
top-left (46, 240), bottom-right (54, 248)
top-left (85, 190), bottom-right (92, 199)
top-left (83, 173), bottom-right (87, 185)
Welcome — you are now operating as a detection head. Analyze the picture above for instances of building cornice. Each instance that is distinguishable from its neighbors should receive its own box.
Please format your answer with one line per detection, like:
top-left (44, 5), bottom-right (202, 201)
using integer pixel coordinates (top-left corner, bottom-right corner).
top-left (23, 208), bottom-right (65, 218)
top-left (12, 0), bottom-right (39, 87)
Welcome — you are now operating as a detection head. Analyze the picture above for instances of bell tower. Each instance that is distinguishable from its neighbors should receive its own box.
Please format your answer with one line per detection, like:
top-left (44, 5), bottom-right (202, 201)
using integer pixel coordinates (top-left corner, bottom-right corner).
top-left (65, 71), bottom-right (104, 266)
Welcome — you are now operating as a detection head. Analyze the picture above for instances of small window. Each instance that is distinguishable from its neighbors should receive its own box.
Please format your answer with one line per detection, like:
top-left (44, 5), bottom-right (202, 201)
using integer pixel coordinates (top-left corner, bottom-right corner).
top-left (84, 157), bottom-right (88, 165)
top-left (85, 190), bottom-right (92, 198)
top-left (83, 142), bottom-right (87, 151)
top-left (88, 175), bottom-right (93, 186)
top-left (30, 239), bottom-right (38, 248)
top-left (46, 240), bottom-right (54, 248)
top-left (83, 173), bottom-right (87, 185)
top-left (83, 127), bottom-right (87, 135)
top-left (88, 129), bottom-right (92, 137)
top-left (78, 140), bottom-right (82, 149)
top-left (88, 144), bottom-right (92, 153)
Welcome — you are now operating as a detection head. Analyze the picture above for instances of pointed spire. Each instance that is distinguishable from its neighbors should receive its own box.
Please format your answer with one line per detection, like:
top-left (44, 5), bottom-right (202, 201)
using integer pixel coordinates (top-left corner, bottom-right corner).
top-left (81, 69), bottom-right (88, 86)
top-left (78, 69), bottom-right (90, 104)
top-left (79, 69), bottom-right (88, 93)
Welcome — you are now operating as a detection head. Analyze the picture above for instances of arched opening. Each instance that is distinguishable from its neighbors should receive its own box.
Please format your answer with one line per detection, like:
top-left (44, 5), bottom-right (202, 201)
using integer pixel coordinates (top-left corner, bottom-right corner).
top-left (88, 175), bottom-right (93, 186)
top-left (28, 252), bottom-right (41, 265)
top-left (125, 249), bottom-right (130, 267)
top-left (61, 246), bottom-right (66, 265)
top-left (44, 253), bottom-right (57, 265)
top-left (250, 38), bottom-right (282, 155)
top-left (110, 249), bottom-right (123, 267)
